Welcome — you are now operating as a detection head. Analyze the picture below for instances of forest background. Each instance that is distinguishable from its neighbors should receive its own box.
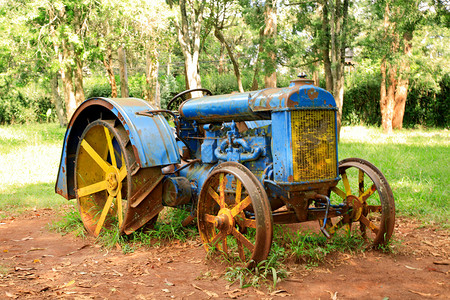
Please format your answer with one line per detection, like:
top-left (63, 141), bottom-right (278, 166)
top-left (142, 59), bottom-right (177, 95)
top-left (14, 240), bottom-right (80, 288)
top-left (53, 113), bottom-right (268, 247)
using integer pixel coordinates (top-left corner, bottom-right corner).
top-left (0, 0), bottom-right (448, 133)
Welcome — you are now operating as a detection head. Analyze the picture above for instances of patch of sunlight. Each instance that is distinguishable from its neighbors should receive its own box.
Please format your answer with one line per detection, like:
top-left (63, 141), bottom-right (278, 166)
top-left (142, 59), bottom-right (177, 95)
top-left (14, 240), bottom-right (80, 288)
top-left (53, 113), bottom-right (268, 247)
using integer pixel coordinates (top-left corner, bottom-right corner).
top-left (0, 144), bottom-right (62, 192)
top-left (390, 176), bottom-right (436, 194)
top-left (341, 126), bottom-right (450, 146)
top-left (0, 126), bottom-right (29, 142)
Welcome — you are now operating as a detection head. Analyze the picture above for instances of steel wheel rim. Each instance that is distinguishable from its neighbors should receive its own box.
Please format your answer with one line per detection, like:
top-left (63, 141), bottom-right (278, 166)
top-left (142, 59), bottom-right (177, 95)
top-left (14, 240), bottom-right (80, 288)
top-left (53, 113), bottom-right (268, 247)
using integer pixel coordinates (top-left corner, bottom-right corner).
top-left (197, 162), bottom-right (273, 267)
top-left (328, 158), bottom-right (395, 246)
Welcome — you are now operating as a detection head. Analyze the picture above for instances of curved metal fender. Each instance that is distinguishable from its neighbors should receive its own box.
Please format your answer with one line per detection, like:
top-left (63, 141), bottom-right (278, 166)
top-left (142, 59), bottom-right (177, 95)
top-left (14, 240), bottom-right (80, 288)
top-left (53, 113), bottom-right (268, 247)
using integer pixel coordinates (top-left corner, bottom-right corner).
top-left (55, 97), bottom-right (180, 200)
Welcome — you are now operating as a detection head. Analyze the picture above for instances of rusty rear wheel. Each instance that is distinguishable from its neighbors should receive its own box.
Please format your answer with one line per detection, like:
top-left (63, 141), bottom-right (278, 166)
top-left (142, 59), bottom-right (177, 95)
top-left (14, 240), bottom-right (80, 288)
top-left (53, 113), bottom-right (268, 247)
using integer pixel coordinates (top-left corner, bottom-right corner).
top-left (327, 158), bottom-right (395, 246)
top-left (75, 119), bottom-right (161, 236)
top-left (197, 162), bottom-right (273, 267)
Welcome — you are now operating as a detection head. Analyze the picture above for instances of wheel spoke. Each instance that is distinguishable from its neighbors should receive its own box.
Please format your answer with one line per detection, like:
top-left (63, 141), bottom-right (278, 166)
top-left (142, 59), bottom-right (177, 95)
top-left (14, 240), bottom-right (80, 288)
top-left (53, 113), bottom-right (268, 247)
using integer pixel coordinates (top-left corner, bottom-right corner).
top-left (77, 180), bottom-right (108, 198)
top-left (235, 179), bottom-right (242, 203)
top-left (359, 184), bottom-right (377, 202)
top-left (204, 214), bottom-right (216, 223)
top-left (331, 186), bottom-right (346, 200)
top-left (358, 169), bottom-right (364, 197)
top-left (81, 139), bottom-right (110, 172)
top-left (243, 218), bottom-right (256, 228)
top-left (211, 231), bottom-right (226, 246)
top-left (367, 205), bottom-right (382, 213)
top-left (237, 239), bottom-right (245, 261)
top-left (231, 228), bottom-right (254, 253)
top-left (119, 165), bottom-right (127, 182)
top-left (94, 195), bottom-right (115, 235)
top-left (359, 214), bottom-right (380, 235)
top-left (219, 173), bottom-right (227, 208)
top-left (104, 127), bottom-right (117, 167)
top-left (207, 186), bottom-right (222, 208)
top-left (222, 237), bottom-right (228, 254)
top-left (230, 196), bottom-right (251, 217)
top-left (341, 172), bottom-right (352, 196)
top-left (117, 190), bottom-right (123, 227)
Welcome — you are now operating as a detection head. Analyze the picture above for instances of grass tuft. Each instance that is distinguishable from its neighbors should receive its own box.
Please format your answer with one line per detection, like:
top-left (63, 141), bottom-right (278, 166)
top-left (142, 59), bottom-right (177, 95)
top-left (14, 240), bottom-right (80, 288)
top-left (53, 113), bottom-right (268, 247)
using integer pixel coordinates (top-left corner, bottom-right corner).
top-left (48, 209), bottom-right (86, 238)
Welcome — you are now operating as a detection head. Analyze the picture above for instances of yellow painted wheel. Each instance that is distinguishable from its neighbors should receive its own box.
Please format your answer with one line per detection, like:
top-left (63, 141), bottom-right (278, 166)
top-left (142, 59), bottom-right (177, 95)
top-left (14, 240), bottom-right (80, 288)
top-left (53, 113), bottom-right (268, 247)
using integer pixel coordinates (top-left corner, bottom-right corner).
top-left (75, 119), bottom-right (161, 236)
top-left (197, 162), bottom-right (273, 267)
top-left (75, 120), bottom-right (130, 236)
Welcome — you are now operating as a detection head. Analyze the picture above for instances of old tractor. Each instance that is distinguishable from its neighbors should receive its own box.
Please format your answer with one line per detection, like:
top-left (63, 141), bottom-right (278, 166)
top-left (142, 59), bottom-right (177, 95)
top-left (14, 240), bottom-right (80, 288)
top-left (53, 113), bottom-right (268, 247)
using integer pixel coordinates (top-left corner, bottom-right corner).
top-left (55, 75), bottom-right (395, 266)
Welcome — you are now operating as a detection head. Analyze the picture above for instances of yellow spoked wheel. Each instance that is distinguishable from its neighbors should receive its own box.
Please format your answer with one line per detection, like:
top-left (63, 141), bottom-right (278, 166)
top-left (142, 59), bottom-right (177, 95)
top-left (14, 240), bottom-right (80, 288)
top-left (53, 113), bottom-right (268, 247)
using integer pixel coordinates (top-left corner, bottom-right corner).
top-left (197, 162), bottom-right (273, 267)
top-left (75, 120), bottom-right (130, 236)
top-left (326, 158), bottom-right (395, 246)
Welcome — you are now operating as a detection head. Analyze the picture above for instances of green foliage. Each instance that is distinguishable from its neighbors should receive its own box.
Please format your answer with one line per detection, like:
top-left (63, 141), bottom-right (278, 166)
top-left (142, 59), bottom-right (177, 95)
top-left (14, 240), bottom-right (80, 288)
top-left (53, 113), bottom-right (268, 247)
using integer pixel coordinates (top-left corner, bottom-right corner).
top-left (343, 60), bottom-right (450, 128)
top-left (224, 241), bottom-right (287, 290)
top-left (84, 76), bottom-right (113, 98)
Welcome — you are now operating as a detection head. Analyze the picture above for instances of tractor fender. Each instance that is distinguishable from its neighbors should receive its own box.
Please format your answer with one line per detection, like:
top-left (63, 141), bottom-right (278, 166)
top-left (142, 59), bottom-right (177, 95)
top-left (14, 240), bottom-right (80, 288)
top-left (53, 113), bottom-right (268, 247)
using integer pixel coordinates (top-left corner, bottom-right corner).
top-left (55, 97), bottom-right (180, 200)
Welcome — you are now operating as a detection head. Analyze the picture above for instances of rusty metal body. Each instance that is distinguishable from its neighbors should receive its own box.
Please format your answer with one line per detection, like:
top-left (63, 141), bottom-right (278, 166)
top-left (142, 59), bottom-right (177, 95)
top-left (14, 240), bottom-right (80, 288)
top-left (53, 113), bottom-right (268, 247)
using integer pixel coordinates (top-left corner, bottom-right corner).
top-left (55, 77), bottom-right (395, 265)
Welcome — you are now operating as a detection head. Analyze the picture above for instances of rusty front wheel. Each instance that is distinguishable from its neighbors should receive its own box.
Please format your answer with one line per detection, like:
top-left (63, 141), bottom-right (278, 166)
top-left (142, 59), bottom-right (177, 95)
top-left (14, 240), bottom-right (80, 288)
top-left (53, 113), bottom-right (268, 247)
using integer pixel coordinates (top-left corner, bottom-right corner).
top-left (327, 158), bottom-right (395, 246)
top-left (197, 162), bottom-right (273, 267)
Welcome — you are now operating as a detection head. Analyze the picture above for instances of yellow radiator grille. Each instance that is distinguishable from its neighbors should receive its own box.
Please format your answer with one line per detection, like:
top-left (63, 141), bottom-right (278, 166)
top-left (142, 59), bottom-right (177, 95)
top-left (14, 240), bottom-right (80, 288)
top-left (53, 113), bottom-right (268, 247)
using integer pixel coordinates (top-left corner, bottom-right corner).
top-left (291, 110), bottom-right (337, 182)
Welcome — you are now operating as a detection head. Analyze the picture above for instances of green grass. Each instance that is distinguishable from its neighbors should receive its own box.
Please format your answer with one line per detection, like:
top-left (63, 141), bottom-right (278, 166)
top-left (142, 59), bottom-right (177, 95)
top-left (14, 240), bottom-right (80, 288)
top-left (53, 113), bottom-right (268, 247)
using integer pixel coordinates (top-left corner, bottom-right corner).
top-left (0, 123), bottom-right (68, 214)
top-left (339, 126), bottom-right (449, 227)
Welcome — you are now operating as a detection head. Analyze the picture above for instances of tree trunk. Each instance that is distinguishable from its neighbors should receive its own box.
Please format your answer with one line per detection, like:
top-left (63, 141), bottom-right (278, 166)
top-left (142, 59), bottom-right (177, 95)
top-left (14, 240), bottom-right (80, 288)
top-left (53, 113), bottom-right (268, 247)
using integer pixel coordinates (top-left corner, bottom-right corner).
top-left (61, 39), bottom-right (77, 120)
top-left (380, 59), bottom-right (395, 134)
top-left (50, 72), bottom-right (67, 127)
top-left (118, 44), bottom-right (129, 98)
top-left (174, 0), bottom-right (204, 98)
top-left (218, 45), bottom-right (226, 75)
top-left (74, 50), bottom-right (85, 105)
top-left (263, 0), bottom-right (277, 88)
top-left (393, 31), bottom-right (413, 129)
top-left (214, 28), bottom-right (244, 92)
top-left (102, 45), bottom-right (118, 98)
top-left (145, 47), bottom-right (160, 107)
top-left (321, 2), bottom-right (333, 91)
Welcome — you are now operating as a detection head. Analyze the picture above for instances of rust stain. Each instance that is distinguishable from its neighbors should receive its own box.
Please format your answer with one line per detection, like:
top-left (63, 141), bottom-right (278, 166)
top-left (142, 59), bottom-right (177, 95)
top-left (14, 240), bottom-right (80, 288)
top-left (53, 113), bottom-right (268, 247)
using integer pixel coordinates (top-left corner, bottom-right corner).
top-left (307, 88), bottom-right (319, 100)
top-left (288, 175), bottom-right (294, 183)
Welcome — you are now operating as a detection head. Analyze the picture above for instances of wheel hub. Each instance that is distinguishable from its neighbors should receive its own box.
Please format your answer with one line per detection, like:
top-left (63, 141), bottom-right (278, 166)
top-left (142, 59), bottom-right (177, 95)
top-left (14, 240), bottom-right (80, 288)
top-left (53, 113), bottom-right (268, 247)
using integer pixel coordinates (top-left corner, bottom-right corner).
top-left (214, 208), bottom-right (235, 234)
top-left (105, 166), bottom-right (121, 196)
top-left (346, 195), bottom-right (363, 221)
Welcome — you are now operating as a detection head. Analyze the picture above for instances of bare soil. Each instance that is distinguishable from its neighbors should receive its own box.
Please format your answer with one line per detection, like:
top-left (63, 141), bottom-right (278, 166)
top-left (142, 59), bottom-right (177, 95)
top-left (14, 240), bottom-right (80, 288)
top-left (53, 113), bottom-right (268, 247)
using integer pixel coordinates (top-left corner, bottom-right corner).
top-left (0, 208), bottom-right (448, 300)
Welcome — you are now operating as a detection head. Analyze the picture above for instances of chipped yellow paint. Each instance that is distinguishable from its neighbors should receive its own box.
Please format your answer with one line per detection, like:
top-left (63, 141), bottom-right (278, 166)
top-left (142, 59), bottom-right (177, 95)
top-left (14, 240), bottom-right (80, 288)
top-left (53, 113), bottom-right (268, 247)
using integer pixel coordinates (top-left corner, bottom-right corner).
top-left (80, 139), bottom-right (110, 172)
top-left (94, 195), bottom-right (114, 235)
top-left (77, 180), bottom-right (108, 198)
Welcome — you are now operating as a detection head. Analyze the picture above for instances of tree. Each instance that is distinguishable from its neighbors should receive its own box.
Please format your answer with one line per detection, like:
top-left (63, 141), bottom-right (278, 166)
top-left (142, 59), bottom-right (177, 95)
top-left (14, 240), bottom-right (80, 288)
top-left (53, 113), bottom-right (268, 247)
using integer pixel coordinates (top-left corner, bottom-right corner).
top-left (168, 0), bottom-right (206, 97)
top-left (211, 0), bottom-right (246, 92)
top-left (375, 0), bottom-right (423, 133)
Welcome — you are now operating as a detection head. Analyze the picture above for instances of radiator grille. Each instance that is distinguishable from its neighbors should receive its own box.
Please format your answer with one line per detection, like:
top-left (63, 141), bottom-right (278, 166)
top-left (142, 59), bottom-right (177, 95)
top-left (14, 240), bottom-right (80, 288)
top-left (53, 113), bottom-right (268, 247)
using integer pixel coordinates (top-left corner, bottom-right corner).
top-left (291, 110), bottom-right (337, 182)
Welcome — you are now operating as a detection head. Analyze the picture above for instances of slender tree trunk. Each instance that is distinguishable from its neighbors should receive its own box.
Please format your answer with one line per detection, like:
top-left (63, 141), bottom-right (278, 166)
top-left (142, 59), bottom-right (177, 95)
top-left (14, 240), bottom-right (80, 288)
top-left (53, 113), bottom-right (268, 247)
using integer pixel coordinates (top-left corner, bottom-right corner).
top-left (174, 0), bottom-right (204, 98)
top-left (251, 28), bottom-right (264, 91)
top-left (61, 39), bottom-right (77, 120)
top-left (74, 51), bottom-right (85, 105)
top-left (102, 45), bottom-right (118, 98)
top-left (118, 44), bottom-right (129, 98)
top-left (50, 72), bottom-right (67, 127)
top-left (393, 31), bottom-right (413, 129)
top-left (218, 45), bottom-right (226, 75)
top-left (214, 28), bottom-right (244, 92)
top-left (263, 0), bottom-right (277, 88)
top-left (49, 20), bottom-right (67, 125)
top-left (145, 47), bottom-right (160, 107)
top-left (321, 2), bottom-right (333, 91)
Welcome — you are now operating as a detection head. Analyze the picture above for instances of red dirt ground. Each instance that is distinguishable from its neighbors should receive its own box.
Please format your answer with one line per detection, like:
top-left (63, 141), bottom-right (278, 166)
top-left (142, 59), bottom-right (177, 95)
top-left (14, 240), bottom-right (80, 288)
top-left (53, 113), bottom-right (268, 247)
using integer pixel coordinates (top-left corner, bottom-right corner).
top-left (0, 208), bottom-right (448, 299)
